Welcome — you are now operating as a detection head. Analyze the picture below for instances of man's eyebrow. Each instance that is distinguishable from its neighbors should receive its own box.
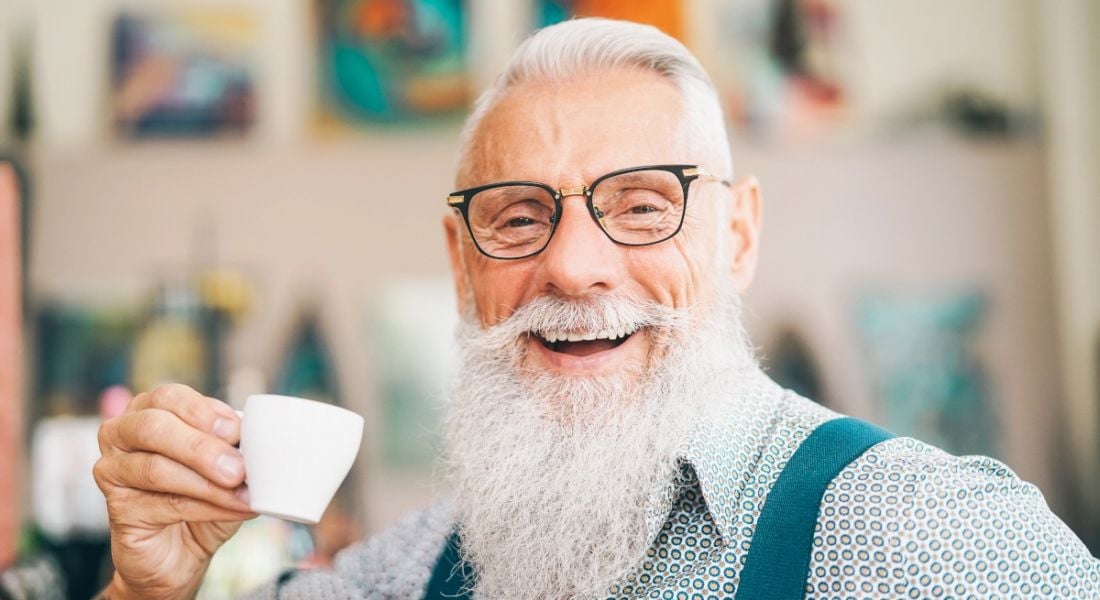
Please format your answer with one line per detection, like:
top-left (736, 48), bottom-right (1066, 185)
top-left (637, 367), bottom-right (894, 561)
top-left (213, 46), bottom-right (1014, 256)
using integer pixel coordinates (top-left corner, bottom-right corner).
top-left (609, 171), bottom-right (666, 182)
top-left (493, 186), bottom-right (552, 199)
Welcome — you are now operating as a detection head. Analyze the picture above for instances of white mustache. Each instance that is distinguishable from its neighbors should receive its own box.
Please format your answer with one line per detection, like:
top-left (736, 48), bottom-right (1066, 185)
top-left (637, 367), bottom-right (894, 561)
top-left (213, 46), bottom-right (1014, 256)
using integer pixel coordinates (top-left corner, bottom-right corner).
top-left (487, 294), bottom-right (690, 342)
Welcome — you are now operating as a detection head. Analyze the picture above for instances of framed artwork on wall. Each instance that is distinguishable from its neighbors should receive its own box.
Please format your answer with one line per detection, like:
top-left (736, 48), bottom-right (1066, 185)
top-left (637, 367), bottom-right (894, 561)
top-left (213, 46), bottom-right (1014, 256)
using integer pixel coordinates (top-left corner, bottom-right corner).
top-left (110, 10), bottom-right (258, 138)
top-left (316, 0), bottom-right (470, 127)
top-left (536, 0), bottom-right (685, 40)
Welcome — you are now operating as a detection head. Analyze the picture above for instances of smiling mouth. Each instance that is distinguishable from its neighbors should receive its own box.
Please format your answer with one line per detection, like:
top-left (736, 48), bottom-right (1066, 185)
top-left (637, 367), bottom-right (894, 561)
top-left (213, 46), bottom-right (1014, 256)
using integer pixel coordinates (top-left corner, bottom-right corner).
top-left (533, 326), bottom-right (640, 357)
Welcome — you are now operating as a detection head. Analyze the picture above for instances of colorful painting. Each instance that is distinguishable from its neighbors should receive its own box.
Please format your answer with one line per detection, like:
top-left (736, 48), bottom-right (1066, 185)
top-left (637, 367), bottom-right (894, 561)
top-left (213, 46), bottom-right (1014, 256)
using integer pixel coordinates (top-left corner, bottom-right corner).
top-left (318, 0), bottom-right (469, 125)
top-left (537, 0), bottom-right (685, 41)
top-left (710, 0), bottom-right (846, 139)
top-left (856, 290), bottom-right (998, 457)
top-left (110, 10), bottom-right (258, 137)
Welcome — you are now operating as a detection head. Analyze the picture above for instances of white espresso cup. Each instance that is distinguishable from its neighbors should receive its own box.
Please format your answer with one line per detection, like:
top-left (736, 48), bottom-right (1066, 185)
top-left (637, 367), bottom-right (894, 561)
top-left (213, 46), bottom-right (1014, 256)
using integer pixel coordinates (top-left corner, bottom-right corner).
top-left (237, 394), bottom-right (364, 524)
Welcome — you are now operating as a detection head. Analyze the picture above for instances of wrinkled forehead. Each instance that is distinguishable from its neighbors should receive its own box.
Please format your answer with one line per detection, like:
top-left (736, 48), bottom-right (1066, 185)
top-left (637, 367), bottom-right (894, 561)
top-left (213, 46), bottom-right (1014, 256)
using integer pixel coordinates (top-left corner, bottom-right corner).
top-left (459, 69), bottom-right (693, 188)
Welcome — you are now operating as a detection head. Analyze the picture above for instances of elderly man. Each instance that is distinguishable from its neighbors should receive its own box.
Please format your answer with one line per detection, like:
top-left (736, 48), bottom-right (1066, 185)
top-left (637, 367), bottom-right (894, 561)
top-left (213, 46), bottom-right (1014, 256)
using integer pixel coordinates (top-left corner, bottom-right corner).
top-left (95, 18), bottom-right (1098, 599)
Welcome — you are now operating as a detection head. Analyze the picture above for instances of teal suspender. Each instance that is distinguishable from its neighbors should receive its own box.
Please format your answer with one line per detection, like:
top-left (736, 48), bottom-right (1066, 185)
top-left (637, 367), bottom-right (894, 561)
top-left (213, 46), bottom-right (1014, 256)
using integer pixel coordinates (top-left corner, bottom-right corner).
top-left (423, 417), bottom-right (892, 600)
top-left (734, 417), bottom-right (893, 600)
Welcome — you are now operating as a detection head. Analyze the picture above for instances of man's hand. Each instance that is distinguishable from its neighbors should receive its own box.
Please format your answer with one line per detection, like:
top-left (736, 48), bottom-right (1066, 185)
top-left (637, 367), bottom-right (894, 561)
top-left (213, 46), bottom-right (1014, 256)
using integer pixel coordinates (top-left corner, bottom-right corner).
top-left (94, 384), bottom-right (256, 599)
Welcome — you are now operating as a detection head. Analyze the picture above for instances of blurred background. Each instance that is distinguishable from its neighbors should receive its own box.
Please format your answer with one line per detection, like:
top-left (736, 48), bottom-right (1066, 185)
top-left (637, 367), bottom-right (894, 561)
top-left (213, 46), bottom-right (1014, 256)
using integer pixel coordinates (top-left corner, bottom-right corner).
top-left (1, 0), bottom-right (1098, 597)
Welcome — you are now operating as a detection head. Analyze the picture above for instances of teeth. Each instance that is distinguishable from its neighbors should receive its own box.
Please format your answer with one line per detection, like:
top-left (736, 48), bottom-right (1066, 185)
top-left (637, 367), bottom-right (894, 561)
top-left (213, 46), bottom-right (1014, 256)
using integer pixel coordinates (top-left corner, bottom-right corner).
top-left (539, 326), bottom-right (640, 343)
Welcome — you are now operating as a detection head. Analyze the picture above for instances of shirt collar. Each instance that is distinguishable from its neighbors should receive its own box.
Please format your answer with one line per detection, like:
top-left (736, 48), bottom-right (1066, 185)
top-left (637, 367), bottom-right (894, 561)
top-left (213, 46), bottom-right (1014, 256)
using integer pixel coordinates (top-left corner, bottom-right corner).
top-left (642, 366), bottom-right (790, 544)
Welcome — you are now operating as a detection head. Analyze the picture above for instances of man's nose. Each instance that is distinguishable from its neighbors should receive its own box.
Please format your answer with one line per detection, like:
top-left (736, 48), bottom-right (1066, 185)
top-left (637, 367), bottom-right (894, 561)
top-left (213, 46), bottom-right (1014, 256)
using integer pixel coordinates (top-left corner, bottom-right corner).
top-left (536, 196), bottom-right (623, 297)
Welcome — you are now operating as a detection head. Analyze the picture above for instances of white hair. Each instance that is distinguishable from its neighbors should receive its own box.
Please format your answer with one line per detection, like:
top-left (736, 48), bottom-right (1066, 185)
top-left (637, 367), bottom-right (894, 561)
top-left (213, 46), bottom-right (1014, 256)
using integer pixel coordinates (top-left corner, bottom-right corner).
top-left (456, 17), bottom-right (734, 184)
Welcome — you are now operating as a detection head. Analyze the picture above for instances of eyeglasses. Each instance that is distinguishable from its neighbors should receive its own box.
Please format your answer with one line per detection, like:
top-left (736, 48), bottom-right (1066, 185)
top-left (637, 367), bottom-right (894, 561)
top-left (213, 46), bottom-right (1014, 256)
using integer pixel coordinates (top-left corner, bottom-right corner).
top-left (446, 164), bottom-right (731, 260)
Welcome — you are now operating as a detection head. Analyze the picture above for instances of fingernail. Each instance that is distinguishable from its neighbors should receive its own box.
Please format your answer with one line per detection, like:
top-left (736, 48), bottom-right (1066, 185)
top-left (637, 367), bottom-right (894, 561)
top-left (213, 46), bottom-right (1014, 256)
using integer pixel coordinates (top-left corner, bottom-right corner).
top-left (216, 452), bottom-right (244, 480)
top-left (235, 486), bottom-right (250, 506)
top-left (213, 418), bottom-right (235, 440)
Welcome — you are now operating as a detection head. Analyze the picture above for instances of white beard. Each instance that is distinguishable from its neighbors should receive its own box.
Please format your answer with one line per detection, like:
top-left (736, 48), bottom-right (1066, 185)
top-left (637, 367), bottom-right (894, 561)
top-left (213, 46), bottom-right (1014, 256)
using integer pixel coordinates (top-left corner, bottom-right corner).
top-left (442, 281), bottom-right (756, 599)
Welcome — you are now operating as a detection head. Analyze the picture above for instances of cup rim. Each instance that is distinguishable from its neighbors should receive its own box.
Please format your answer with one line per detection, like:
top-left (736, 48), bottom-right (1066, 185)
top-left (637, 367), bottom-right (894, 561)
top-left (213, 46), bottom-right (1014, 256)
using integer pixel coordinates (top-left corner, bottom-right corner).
top-left (244, 394), bottom-right (363, 422)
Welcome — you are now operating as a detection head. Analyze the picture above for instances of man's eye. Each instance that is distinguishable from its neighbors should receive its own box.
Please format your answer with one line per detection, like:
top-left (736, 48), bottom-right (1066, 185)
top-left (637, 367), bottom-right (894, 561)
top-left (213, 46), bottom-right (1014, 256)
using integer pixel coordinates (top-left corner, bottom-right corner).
top-left (505, 216), bottom-right (537, 228)
top-left (629, 204), bottom-right (660, 215)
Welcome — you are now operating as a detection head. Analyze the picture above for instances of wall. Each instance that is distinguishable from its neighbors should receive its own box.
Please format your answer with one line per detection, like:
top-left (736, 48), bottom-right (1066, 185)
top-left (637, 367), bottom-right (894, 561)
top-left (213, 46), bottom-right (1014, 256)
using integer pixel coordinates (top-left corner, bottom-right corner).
top-left (1038, 0), bottom-right (1100, 544)
top-left (837, 0), bottom-right (1040, 122)
top-left (739, 134), bottom-right (1060, 508)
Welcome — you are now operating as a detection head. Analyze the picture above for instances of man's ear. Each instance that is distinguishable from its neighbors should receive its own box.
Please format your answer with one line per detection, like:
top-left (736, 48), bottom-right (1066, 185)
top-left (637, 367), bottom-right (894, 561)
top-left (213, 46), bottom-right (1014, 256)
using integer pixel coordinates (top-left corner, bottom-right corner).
top-left (443, 211), bottom-right (472, 315)
top-left (726, 176), bottom-right (763, 292)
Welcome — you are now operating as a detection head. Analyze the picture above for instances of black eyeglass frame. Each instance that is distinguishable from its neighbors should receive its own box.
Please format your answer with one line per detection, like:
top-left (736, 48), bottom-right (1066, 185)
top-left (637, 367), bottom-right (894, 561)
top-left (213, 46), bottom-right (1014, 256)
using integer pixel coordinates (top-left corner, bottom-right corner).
top-left (446, 163), bottom-right (731, 260)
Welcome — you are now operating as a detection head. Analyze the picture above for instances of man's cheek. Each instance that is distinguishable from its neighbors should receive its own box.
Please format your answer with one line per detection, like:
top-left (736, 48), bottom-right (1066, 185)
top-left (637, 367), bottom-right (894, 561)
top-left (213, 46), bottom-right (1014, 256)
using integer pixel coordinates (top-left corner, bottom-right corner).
top-left (667, 240), bottom-right (713, 307)
top-left (475, 283), bottom-right (521, 326)
top-left (628, 262), bottom-right (692, 309)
